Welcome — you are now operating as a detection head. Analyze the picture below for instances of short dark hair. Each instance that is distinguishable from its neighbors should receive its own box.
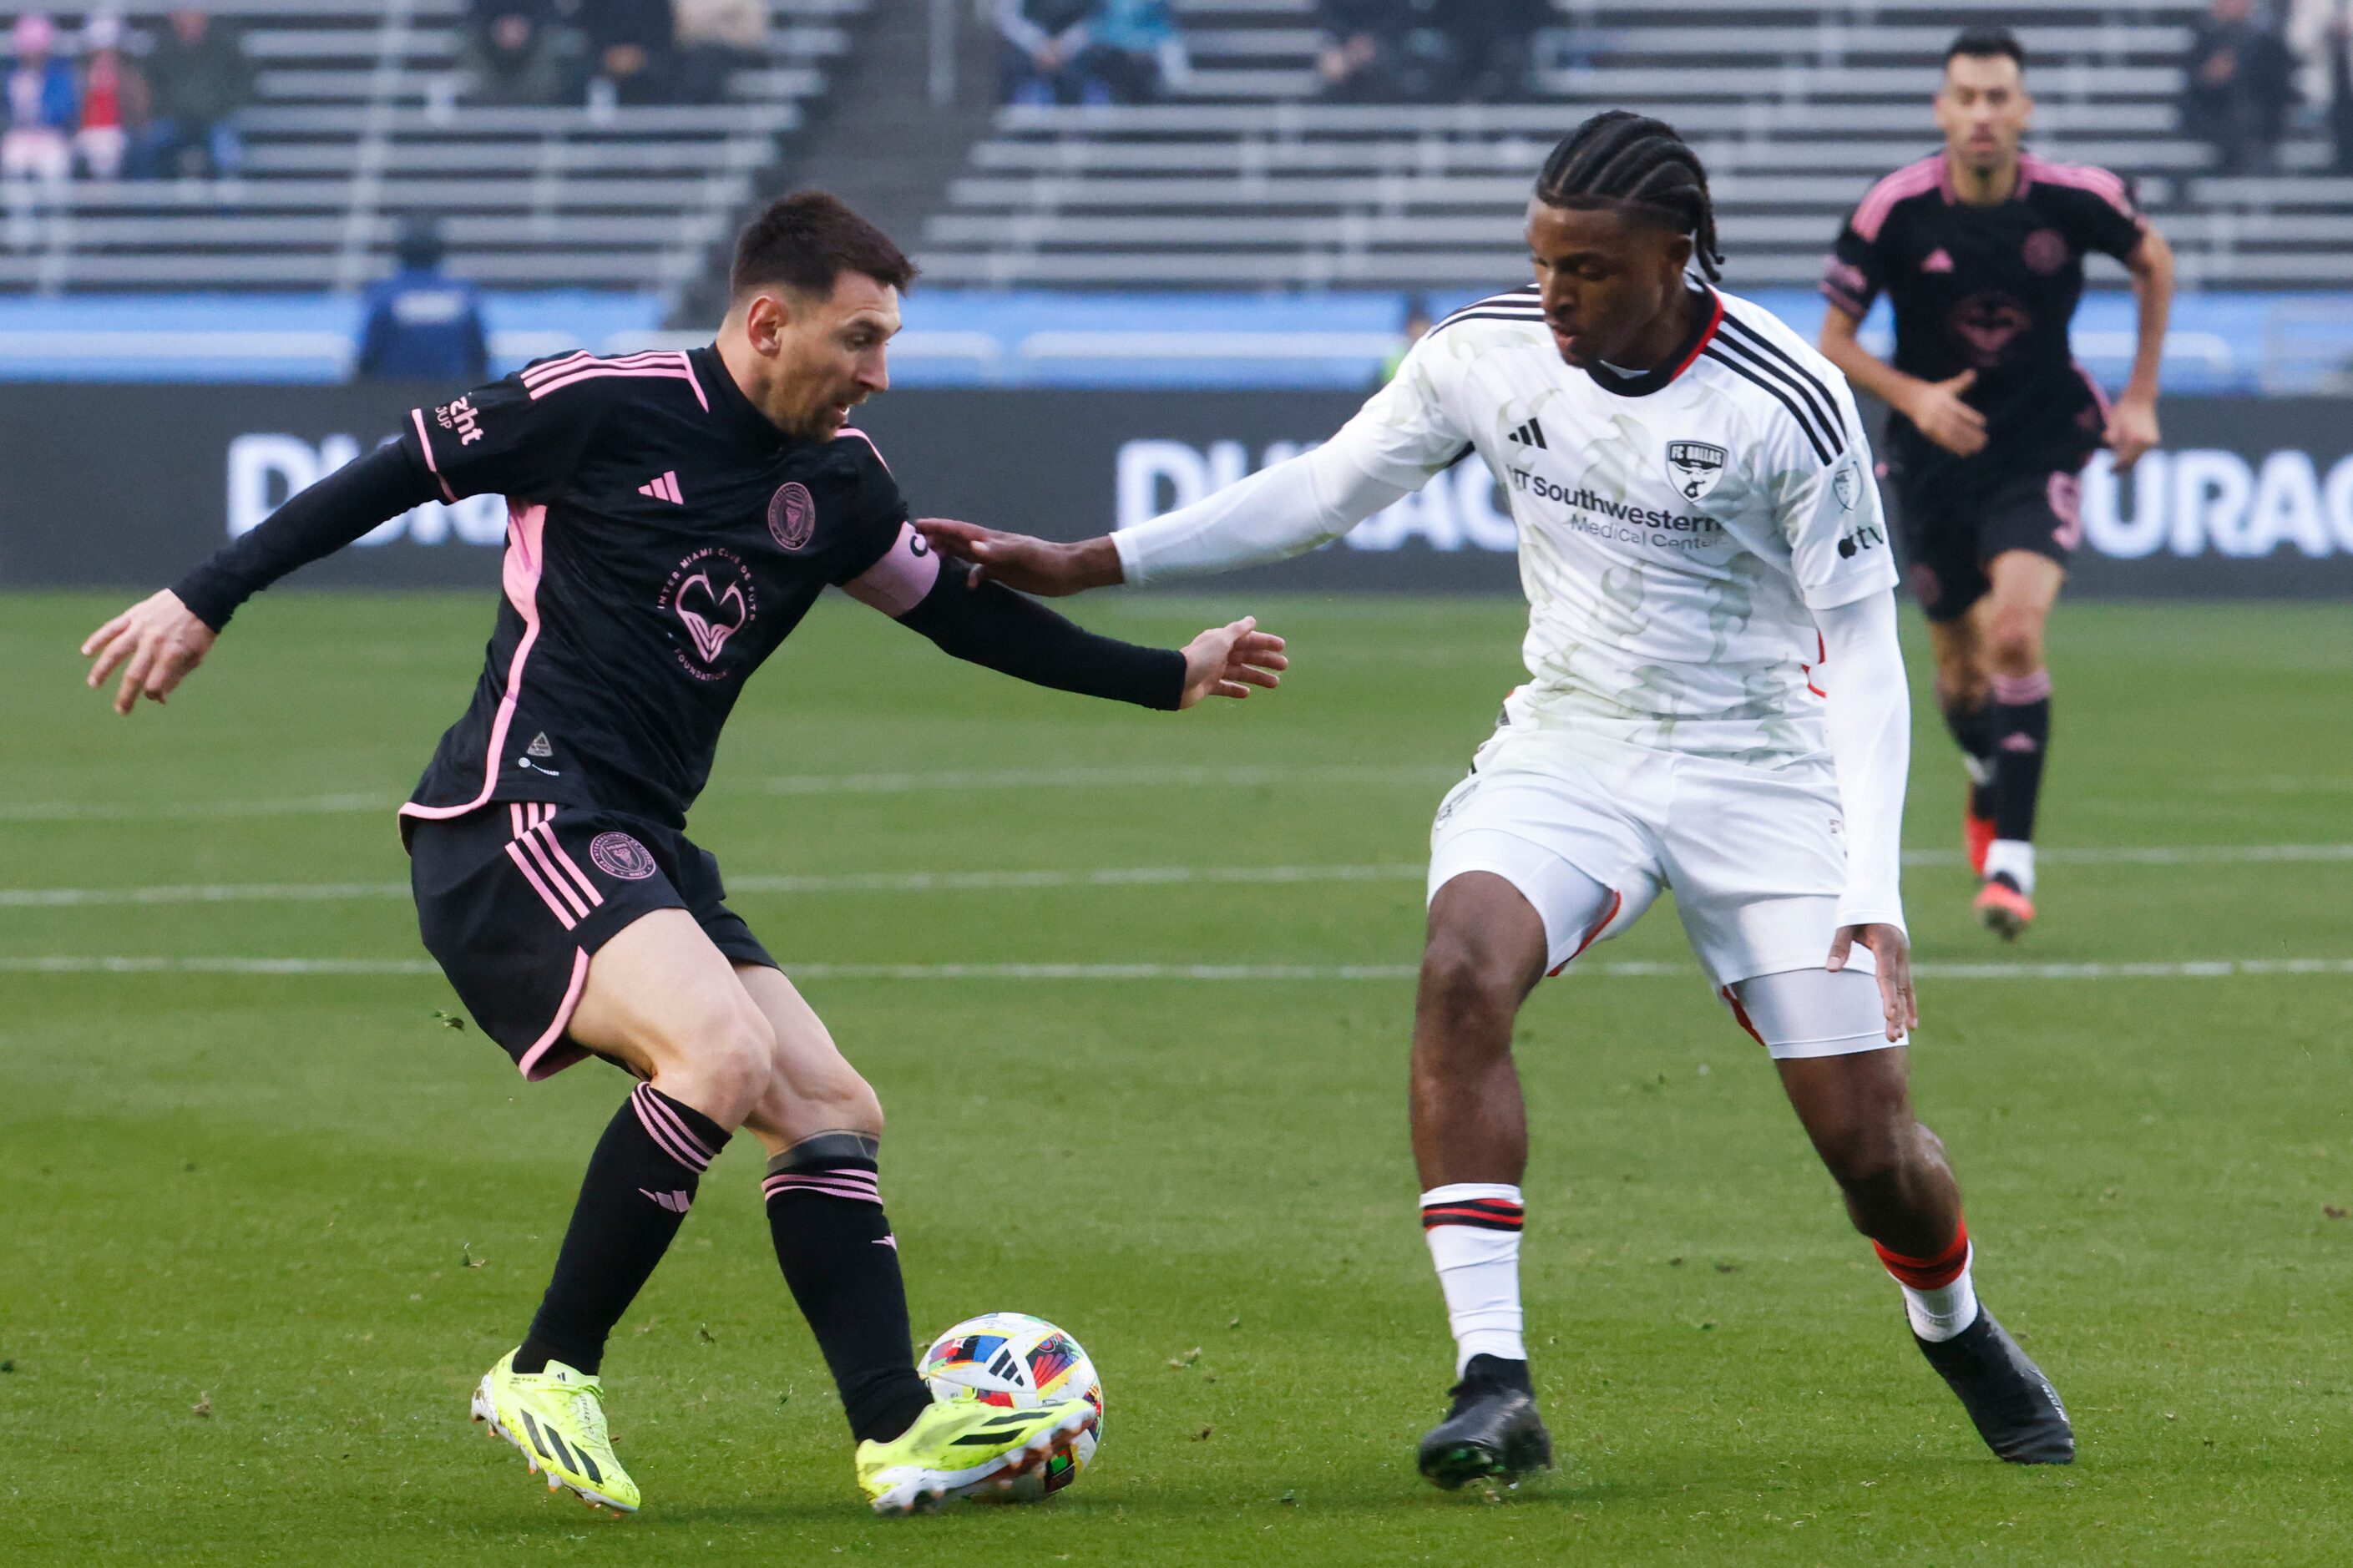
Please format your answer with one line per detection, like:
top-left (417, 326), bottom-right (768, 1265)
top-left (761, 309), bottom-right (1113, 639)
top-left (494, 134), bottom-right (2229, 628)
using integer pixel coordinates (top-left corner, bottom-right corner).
top-left (1535, 111), bottom-right (1723, 282)
top-left (1946, 25), bottom-right (2027, 71)
top-left (729, 190), bottom-right (916, 300)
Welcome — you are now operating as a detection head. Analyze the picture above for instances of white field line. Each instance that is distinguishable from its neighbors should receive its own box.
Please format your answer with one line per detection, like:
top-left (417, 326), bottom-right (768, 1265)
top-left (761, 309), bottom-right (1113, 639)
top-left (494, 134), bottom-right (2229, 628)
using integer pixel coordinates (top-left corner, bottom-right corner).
top-left (8, 956), bottom-right (2353, 983)
top-left (0, 764), bottom-right (1467, 824)
top-left (5, 843), bottom-right (2350, 908)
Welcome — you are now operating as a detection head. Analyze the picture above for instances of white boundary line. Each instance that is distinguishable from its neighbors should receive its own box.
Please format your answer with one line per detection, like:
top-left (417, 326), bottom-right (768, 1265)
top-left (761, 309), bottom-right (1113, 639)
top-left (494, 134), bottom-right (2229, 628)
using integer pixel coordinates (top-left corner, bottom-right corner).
top-left (7, 956), bottom-right (2353, 982)
top-left (0, 764), bottom-right (1467, 823)
top-left (5, 844), bottom-right (2349, 908)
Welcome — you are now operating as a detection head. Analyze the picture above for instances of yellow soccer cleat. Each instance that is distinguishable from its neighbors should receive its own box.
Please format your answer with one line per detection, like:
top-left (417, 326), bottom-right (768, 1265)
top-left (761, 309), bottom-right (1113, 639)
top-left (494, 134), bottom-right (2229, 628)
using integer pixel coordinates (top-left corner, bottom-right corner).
top-left (469, 1348), bottom-right (641, 1514)
top-left (856, 1396), bottom-right (1100, 1515)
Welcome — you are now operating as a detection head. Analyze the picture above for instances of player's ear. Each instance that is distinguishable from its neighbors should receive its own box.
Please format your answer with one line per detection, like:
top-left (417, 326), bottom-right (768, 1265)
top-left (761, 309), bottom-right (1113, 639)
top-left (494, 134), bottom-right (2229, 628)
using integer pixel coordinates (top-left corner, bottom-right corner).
top-left (1660, 230), bottom-right (1694, 288)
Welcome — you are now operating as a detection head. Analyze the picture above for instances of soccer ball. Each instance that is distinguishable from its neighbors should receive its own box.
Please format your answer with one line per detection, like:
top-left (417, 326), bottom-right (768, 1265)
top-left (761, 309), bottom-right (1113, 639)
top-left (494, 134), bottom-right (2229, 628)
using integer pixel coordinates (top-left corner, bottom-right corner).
top-left (918, 1312), bottom-right (1103, 1500)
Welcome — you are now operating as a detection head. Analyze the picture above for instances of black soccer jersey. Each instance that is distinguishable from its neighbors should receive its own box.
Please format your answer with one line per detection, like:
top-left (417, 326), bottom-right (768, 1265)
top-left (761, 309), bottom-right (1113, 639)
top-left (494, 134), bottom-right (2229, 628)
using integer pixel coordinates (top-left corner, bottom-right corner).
top-left (1822, 152), bottom-right (2147, 488)
top-left (395, 346), bottom-right (911, 830)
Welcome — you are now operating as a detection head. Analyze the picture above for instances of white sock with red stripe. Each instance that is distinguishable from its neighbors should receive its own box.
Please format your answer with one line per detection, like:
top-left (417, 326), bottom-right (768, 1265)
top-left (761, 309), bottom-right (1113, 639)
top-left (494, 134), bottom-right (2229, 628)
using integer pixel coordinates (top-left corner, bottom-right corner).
top-left (1420, 1183), bottom-right (1526, 1374)
top-left (1875, 1221), bottom-right (1980, 1343)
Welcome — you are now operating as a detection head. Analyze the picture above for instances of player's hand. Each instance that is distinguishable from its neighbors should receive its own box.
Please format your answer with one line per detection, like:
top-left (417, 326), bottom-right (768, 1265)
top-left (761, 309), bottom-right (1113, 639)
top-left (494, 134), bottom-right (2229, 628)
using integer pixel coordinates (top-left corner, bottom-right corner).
top-left (79, 589), bottom-right (216, 716)
top-left (1829, 922), bottom-right (1917, 1043)
top-left (2105, 393), bottom-right (2160, 474)
top-left (914, 518), bottom-right (1123, 598)
top-left (1176, 616), bottom-right (1288, 709)
top-left (1904, 370), bottom-right (1987, 458)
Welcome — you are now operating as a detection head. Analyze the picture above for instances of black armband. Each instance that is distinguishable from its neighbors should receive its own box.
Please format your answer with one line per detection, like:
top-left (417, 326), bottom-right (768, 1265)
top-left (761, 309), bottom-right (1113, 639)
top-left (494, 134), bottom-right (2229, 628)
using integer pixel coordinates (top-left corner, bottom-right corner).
top-left (171, 442), bottom-right (441, 631)
top-left (898, 573), bottom-right (1186, 711)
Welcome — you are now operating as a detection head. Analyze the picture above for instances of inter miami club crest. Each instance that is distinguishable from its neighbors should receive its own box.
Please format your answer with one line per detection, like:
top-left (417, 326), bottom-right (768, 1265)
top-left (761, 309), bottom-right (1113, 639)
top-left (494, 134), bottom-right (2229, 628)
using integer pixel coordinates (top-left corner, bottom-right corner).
top-left (767, 481), bottom-right (816, 551)
top-left (1664, 440), bottom-right (1728, 501)
top-left (590, 832), bottom-right (658, 881)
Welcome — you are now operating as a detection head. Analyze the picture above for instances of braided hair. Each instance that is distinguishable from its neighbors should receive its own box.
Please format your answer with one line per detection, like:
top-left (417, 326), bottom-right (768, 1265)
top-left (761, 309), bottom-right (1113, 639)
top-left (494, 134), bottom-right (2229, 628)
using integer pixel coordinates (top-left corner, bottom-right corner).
top-left (1534, 111), bottom-right (1724, 283)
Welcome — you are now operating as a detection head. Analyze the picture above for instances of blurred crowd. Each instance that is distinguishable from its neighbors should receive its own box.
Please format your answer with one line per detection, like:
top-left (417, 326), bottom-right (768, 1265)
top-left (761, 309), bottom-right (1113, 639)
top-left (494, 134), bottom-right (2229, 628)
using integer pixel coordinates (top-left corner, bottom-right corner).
top-left (994, 1), bottom-right (1183, 106)
top-left (2187, 0), bottom-right (2353, 174)
top-left (3, 7), bottom-right (250, 185)
top-left (463, 0), bottom-right (772, 109)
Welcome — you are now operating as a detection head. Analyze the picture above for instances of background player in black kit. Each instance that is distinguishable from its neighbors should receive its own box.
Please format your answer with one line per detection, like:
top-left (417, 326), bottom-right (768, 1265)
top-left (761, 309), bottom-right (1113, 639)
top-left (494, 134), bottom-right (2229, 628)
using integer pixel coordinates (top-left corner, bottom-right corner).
top-left (77, 191), bottom-right (1288, 1516)
top-left (1818, 26), bottom-right (2174, 941)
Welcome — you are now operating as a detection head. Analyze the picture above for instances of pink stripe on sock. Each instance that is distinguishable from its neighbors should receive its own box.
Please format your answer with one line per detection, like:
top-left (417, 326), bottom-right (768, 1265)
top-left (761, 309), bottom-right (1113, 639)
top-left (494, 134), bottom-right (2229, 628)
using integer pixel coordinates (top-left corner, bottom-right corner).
top-left (503, 842), bottom-right (576, 930)
top-left (632, 1084), bottom-right (717, 1171)
top-left (762, 1173), bottom-right (882, 1203)
top-left (1991, 670), bottom-right (2052, 705)
top-left (630, 1087), bottom-right (711, 1172)
top-left (534, 822), bottom-right (604, 908)
top-left (518, 831), bottom-right (591, 920)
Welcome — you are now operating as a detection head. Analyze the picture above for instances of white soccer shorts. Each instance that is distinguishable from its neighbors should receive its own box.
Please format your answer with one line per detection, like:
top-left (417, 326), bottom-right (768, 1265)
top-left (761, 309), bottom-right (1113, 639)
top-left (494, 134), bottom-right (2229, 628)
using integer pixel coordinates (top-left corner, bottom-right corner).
top-left (1426, 731), bottom-right (1896, 1057)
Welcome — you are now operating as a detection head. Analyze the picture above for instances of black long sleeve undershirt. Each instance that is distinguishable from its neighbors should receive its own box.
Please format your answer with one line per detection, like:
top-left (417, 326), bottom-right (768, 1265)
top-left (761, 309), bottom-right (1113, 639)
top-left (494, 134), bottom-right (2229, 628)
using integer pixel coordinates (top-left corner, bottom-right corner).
top-left (172, 442), bottom-right (441, 631)
top-left (895, 570), bottom-right (1187, 711)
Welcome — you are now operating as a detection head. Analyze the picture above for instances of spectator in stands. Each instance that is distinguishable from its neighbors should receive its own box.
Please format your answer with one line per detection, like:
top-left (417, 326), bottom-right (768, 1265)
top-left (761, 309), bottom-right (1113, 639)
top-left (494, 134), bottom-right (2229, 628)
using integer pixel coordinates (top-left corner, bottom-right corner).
top-left (996, 0), bottom-right (1095, 104)
top-left (580, 0), bottom-right (679, 106)
top-left (1315, 0), bottom-right (1541, 104)
top-left (672, 0), bottom-right (768, 106)
top-left (2183, 0), bottom-right (2300, 175)
top-left (2289, 0), bottom-right (2353, 171)
top-left (464, 0), bottom-right (586, 107)
top-left (1081, 0), bottom-right (1183, 104)
top-left (137, 6), bottom-right (251, 180)
top-left (357, 216), bottom-right (491, 382)
top-left (75, 12), bottom-right (144, 180)
top-left (3, 13), bottom-right (77, 190)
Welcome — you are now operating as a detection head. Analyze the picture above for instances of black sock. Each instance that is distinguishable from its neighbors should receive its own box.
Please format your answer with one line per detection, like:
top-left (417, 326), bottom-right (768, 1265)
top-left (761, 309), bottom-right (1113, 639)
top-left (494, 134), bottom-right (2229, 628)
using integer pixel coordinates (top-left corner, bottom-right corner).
top-left (762, 1132), bottom-right (934, 1444)
top-left (514, 1082), bottom-right (729, 1376)
top-left (1939, 690), bottom-right (1996, 819)
top-left (1988, 670), bottom-right (2053, 844)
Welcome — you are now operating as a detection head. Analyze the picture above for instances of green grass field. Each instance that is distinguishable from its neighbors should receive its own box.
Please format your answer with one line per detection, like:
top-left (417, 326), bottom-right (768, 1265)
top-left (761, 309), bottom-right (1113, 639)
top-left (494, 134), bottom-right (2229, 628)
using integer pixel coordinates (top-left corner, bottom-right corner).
top-left (3, 589), bottom-right (2350, 1565)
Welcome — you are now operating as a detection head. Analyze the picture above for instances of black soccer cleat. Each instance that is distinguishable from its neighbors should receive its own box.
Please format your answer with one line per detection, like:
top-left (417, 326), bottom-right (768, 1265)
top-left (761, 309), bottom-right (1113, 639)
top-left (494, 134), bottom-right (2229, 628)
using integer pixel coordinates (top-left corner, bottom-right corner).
top-left (1915, 1309), bottom-right (2075, 1464)
top-left (1415, 1354), bottom-right (1555, 1489)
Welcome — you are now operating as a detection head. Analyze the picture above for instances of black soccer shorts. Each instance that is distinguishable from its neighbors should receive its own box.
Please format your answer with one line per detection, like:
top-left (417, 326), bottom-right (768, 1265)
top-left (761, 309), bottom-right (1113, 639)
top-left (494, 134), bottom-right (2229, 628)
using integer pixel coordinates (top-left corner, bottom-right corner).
top-left (1895, 465), bottom-right (2084, 625)
top-left (404, 802), bottom-right (776, 1080)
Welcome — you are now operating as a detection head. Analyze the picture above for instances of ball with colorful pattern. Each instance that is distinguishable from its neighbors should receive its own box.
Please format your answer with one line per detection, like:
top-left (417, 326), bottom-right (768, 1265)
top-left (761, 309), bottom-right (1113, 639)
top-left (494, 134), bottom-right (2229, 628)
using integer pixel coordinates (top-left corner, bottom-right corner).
top-left (918, 1312), bottom-right (1104, 1501)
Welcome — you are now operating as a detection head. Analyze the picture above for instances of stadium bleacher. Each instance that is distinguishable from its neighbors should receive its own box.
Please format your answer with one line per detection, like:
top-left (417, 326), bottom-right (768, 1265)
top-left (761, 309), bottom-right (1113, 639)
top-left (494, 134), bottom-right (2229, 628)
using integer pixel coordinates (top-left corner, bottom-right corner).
top-left (915, 0), bottom-right (2353, 292)
top-left (0, 0), bottom-right (868, 291)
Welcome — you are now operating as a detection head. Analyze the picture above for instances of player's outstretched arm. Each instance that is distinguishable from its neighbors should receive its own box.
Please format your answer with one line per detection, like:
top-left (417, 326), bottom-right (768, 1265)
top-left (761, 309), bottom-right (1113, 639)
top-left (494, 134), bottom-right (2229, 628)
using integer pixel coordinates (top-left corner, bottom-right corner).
top-left (1813, 589), bottom-right (1918, 1041)
top-left (1818, 306), bottom-right (1986, 460)
top-left (918, 429), bottom-right (1414, 596)
top-left (78, 443), bottom-right (440, 716)
top-left (2107, 225), bottom-right (2173, 474)
top-left (844, 523), bottom-right (1285, 710)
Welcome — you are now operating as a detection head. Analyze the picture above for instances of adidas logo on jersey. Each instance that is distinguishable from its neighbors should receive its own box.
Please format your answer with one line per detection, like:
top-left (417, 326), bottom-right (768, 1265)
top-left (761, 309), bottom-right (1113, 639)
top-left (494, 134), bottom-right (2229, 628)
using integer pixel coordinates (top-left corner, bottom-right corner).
top-left (637, 471), bottom-right (683, 504)
top-left (1922, 249), bottom-right (1956, 273)
top-left (1507, 417), bottom-right (1549, 449)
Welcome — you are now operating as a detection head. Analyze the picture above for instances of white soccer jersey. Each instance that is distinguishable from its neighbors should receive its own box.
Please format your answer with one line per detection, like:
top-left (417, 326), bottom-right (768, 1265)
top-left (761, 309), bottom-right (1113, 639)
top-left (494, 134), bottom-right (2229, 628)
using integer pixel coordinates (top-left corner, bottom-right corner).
top-left (1337, 286), bottom-right (1894, 765)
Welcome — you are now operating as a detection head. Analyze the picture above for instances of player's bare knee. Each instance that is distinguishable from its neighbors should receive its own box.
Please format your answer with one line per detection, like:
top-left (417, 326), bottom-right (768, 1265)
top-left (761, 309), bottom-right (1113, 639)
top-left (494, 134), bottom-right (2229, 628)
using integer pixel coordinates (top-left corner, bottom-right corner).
top-left (655, 999), bottom-right (776, 1125)
top-left (1983, 607), bottom-right (2045, 676)
top-left (1415, 936), bottom-right (1523, 1047)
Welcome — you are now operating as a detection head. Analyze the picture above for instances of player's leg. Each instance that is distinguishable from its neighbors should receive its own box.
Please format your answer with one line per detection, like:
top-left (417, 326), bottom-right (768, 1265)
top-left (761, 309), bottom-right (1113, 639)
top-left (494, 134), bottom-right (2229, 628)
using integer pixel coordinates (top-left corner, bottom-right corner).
top-left (1731, 969), bottom-right (2072, 1464)
top-left (1974, 545), bottom-right (2066, 937)
top-left (730, 964), bottom-right (935, 1448)
top-left (1903, 476), bottom-right (2001, 877)
top-left (1410, 867), bottom-right (1559, 1486)
top-left (458, 907), bottom-right (766, 1510)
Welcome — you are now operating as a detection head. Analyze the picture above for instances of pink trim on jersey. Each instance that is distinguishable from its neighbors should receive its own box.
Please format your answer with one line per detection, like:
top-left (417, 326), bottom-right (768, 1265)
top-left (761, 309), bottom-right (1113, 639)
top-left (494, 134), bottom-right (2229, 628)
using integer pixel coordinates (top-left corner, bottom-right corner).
top-left (843, 520), bottom-right (941, 617)
top-left (397, 501), bottom-right (548, 826)
top-left (837, 426), bottom-right (890, 473)
top-left (1851, 155), bottom-right (1946, 242)
top-left (504, 839), bottom-right (578, 929)
top-left (519, 347), bottom-right (679, 385)
top-left (517, 947), bottom-right (592, 1080)
top-left (409, 407), bottom-right (458, 504)
top-left (524, 350), bottom-right (709, 411)
top-left (2020, 154), bottom-right (2136, 217)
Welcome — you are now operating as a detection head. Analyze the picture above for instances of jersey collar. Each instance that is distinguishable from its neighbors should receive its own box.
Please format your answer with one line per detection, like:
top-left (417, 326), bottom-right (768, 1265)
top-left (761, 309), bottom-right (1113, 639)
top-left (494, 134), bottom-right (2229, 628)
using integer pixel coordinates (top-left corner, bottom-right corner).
top-left (695, 343), bottom-right (797, 451)
top-left (1582, 287), bottom-right (1723, 398)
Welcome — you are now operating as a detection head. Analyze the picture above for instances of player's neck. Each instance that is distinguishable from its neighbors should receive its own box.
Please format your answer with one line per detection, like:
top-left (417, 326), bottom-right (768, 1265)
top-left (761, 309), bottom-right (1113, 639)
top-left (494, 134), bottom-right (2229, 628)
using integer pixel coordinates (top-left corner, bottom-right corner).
top-left (1615, 284), bottom-right (1707, 377)
top-left (1945, 149), bottom-right (2022, 207)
